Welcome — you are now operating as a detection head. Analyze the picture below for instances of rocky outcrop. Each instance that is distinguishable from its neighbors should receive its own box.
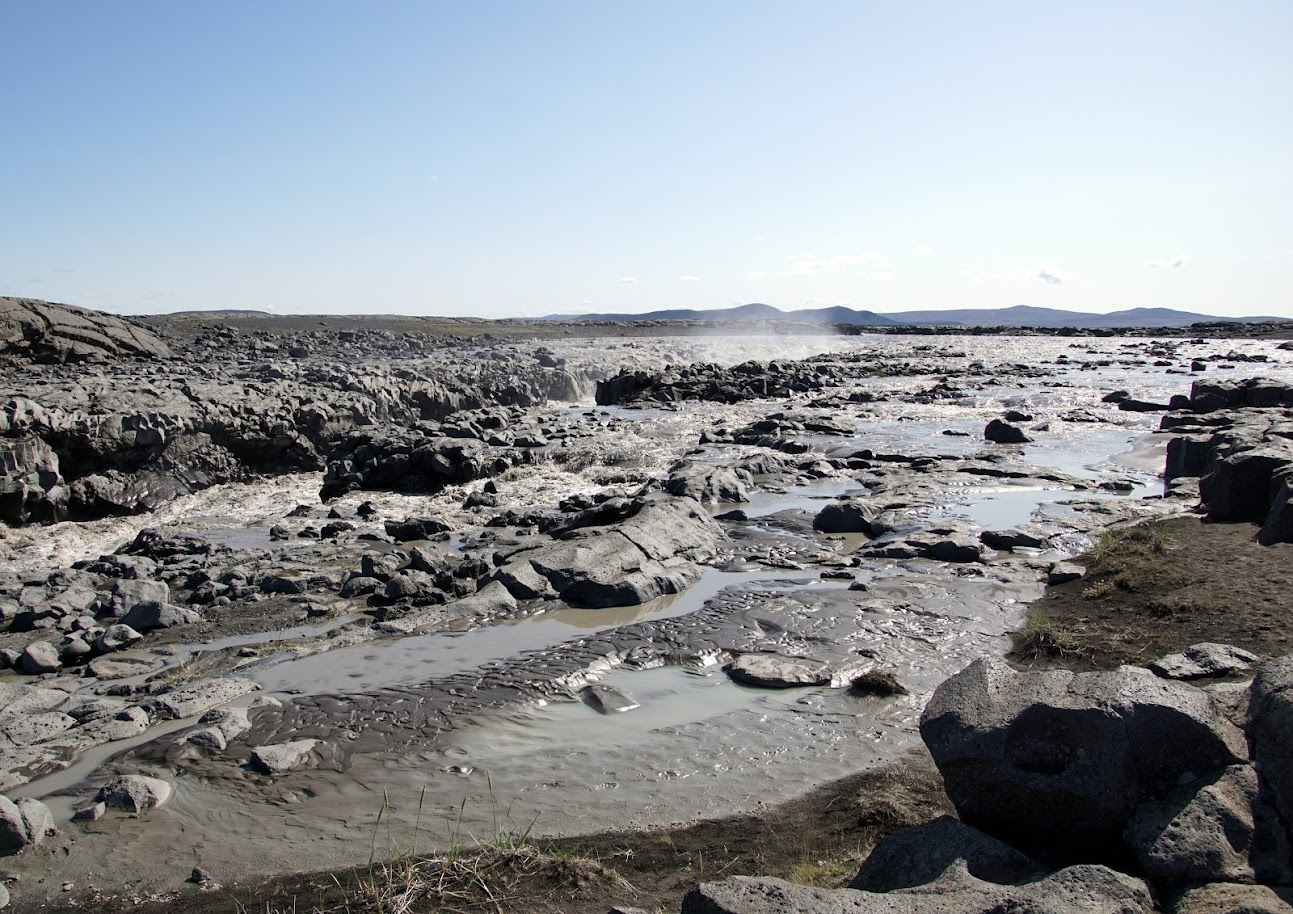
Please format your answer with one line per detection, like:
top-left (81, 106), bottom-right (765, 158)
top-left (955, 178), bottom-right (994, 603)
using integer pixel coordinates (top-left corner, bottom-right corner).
top-left (920, 658), bottom-right (1247, 858)
top-left (490, 497), bottom-right (722, 607)
top-left (683, 865), bottom-right (1153, 914)
top-left (0, 436), bottom-right (67, 524)
top-left (0, 297), bottom-right (172, 363)
top-left (1160, 378), bottom-right (1293, 542)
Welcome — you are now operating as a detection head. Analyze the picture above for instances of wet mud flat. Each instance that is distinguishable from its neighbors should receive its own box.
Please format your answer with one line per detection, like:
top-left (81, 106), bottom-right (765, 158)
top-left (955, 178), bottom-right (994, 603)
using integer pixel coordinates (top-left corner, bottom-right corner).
top-left (2, 308), bottom-right (1293, 909)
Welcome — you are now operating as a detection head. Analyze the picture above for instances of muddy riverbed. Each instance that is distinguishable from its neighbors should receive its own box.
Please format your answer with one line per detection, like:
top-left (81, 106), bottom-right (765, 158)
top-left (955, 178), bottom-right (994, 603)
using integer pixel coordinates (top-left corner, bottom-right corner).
top-left (3, 319), bottom-right (1292, 908)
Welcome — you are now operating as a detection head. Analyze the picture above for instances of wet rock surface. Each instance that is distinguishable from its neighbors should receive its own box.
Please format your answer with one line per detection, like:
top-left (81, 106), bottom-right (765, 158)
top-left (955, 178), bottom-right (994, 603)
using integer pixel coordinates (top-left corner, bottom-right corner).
top-left (1, 310), bottom-right (1292, 907)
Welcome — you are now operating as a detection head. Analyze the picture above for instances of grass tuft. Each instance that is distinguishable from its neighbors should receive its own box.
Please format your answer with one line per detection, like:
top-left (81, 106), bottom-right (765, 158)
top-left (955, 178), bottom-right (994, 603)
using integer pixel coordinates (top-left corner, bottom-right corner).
top-left (1013, 610), bottom-right (1083, 659)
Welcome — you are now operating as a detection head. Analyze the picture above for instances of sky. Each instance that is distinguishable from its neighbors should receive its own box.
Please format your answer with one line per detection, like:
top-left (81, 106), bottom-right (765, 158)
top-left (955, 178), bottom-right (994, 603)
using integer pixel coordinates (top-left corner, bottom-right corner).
top-left (2, 2), bottom-right (1291, 319)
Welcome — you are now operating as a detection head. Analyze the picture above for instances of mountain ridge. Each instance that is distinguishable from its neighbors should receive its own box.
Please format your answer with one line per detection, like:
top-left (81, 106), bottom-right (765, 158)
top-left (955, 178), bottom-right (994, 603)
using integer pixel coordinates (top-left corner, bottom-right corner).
top-left (545, 302), bottom-right (1290, 328)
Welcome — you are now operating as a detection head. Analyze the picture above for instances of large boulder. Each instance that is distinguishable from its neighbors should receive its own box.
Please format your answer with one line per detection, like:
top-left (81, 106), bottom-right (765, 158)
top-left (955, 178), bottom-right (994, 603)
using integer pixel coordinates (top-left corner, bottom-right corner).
top-left (1248, 656), bottom-right (1293, 829)
top-left (1201, 446), bottom-right (1293, 523)
top-left (666, 463), bottom-right (750, 504)
top-left (683, 865), bottom-right (1153, 914)
top-left (1123, 764), bottom-right (1289, 884)
top-left (0, 297), bottom-right (172, 363)
top-left (849, 815), bottom-right (1043, 892)
top-left (119, 601), bottom-right (200, 632)
top-left (919, 658), bottom-right (1247, 860)
top-left (490, 497), bottom-right (721, 607)
top-left (96, 775), bottom-right (172, 813)
top-left (0, 796), bottom-right (54, 855)
top-left (17, 641), bottom-right (61, 675)
top-left (985, 419), bottom-right (1032, 444)
top-left (813, 501), bottom-right (885, 536)
top-left (1174, 883), bottom-right (1293, 914)
top-left (0, 436), bottom-right (67, 524)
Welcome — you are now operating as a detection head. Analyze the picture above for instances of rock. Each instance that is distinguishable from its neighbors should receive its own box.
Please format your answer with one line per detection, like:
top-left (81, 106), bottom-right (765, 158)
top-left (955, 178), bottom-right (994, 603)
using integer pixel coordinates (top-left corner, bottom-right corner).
top-left (109, 579), bottom-right (170, 617)
top-left (726, 653), bottom-right (868, 689)
top-left (73, 801), bottom-right (107, 821)
top-left (984, 419), bottom-right (1031, 444)
top-left (258, 575), bottom-right (308, 595)
top-left (384, 516), bottom-right (451, 542)
top-left (849, 815), bottom-right (1044, 892)
top-left (382, 570), bottom-right (439, 600)
top-left (1174, 883), bottom-right (1293, 914)
top-left (59, 636), bottom-right (92, 665)
top-left (919, 657), bottom-right (1248, 859)
top-left (582, 684), bottom-right (639, 714)
top-left (94, 623), bottom-right (143, 654)
top-left (0, 795), bottom-right (54, 855)
top-left (666, 464), bottom-right (750, 504)
top-left (149, 677), bottom-right (259, 720)
top-left (1201, 446), bottom-right (1293, 523)
top-left (0, 436), bottom-right (67, 524)
top-left (17, 641), bottom-right (61, 675)
top-left (0, 297), bottom-right (172, 362)
top-left (1124, 764), bottom-right (1287, 884)
top-left (119, 601), bottom-right (200, 632)
top-left (812, 502), bottom-right (883, 536)
top-left (15, 798), bottom-right (53, 847)
top-left (1248, 656), bottom-right (1293, 830)
top-left (198, 706), bottom-right (252, 741)
top-left (339, 575), bottom-right (382, 598)
top-left (979, 528), bottom-right (1047, 550)
top-left (1118, 398), bottom-right (1172, 413)
top-left (1148, 643), bottom-right (1259, 680)
top-left (87, 651), bottom-right (166, 680)
top-left (96, 775), bottom-right (173, 813)
top-left (1259, 472), bottom-right (1293, 546)
top-left (490, 497), bottom-right (721, 607)
top-left (683, 865), bottom-right (1153, 914)
top-left (1, 710), bottom-right (75, 746)
top-left (250, 739), bottom-right (321, 774)
top-left (847, 670), bottom-right (907, 697)
top-left (1047, 562), bottom-right (1085, 585)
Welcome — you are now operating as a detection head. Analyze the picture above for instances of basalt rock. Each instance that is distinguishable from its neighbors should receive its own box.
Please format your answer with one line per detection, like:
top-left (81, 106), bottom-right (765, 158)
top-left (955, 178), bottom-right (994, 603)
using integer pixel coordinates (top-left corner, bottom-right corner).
top-left (490, 497), bottom-right (722, 608)
top-left (919, 657), bottom-right (1247, 861)
top-left (0, 297), bottom-right (172, 363)
top-left (0, 436), bottom-right (67, 524)
top-left (683, 865), bottom-right (1153, 914)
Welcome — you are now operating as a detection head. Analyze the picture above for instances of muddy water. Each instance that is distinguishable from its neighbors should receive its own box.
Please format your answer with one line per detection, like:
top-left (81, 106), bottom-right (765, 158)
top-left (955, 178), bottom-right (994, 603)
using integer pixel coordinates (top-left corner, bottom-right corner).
top-left (9, 332), bottom-right (1293, 902)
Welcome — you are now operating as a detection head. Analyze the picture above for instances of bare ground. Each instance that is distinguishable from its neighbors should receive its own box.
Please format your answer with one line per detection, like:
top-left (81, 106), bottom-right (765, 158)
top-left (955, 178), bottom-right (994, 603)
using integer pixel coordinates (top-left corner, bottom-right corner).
top-left (19, 514), bottom-right (1293, 914)
top-left (1010, 513), bottom-right (1293, 672)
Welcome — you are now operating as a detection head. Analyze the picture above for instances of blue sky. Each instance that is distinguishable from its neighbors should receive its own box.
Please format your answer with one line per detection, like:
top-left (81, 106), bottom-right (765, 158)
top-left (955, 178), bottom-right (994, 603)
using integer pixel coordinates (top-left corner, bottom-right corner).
top-left (3, 2), bottom-right (1290, 318)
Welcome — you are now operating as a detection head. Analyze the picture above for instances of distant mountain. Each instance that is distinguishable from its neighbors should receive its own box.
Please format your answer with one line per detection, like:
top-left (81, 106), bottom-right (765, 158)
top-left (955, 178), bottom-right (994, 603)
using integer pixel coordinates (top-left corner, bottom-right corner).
top-left (886, 304), bottom-right (1257, 328)
top-left (545, 302), bottom-right (898, 325)
top-left (545, 302), bottom-right (1287, 328)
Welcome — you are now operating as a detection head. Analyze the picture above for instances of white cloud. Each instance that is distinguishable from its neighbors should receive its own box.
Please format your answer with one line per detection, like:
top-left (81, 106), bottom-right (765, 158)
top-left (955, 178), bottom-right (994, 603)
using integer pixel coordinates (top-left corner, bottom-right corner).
top-left (1146, 255), bottom-right (1189, 270)
top-left (751, 236), bottom-right (767, 243)
top-left (914, 245), bottom-right (933, 256)
top-left (678, 275), bottom-right (701, 282)
top-left (751, 252), bottom-right (892, 280)
top-left (618, 277), bottom-right (638, 284)
top-left (856, 271), bottom-right (895, 283)
top-left (1037, 269), bottom-right (1063, 285)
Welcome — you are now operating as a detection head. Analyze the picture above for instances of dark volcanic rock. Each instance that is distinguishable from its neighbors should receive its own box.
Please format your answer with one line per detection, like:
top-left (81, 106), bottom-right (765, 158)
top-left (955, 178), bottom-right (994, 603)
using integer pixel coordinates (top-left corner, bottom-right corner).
top-left (984, 419), bottom-right (1031, 444)
top-left (0, 297), bottom-right (172, 363)
top-left (683, 866), bottom-right (1152, 914)
top-left (490, 497), bottom-right (721, 607)
top-left (849, 815), bottom-right (1044, 892)
top-left (919, 657), bottom-right (1247, 860)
